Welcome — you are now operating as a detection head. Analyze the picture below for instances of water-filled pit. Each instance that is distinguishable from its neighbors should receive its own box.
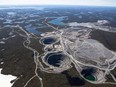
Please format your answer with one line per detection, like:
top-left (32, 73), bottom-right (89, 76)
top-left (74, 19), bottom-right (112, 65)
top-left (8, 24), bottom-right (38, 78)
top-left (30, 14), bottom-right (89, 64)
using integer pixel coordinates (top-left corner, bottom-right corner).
top-left (40, 37), bottom-right (58, 45)
top-left (43, 52), bottom-right (71, 67)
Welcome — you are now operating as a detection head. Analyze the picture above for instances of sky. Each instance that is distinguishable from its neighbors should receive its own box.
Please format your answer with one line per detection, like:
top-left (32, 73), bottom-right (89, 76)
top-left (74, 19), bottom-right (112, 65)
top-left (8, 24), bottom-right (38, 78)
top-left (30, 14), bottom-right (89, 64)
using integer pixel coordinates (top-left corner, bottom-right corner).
top-left (0, 0), bottom-right (116, 7)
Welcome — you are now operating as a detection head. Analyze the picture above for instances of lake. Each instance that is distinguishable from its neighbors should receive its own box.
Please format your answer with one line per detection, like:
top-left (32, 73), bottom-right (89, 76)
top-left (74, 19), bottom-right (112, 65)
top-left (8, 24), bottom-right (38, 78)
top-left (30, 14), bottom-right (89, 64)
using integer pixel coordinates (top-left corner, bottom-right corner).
top-left (48, 16), bottom-right (67, 26)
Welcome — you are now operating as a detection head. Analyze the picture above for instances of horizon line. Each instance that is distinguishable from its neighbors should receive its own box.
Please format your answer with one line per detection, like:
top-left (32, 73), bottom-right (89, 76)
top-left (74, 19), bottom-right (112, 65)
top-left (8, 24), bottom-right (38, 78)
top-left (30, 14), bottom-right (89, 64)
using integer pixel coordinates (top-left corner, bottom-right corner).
top-left (0, 4), bottom-right (116, 7)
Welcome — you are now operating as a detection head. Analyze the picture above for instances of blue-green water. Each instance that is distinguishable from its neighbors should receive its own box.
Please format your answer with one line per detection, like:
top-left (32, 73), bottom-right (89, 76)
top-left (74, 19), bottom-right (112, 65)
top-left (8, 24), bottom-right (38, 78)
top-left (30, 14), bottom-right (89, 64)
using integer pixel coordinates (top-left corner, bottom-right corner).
top-left (48, 16), bottom-right (67, 26)
top-left (25, 24), bottom-right (42, 35)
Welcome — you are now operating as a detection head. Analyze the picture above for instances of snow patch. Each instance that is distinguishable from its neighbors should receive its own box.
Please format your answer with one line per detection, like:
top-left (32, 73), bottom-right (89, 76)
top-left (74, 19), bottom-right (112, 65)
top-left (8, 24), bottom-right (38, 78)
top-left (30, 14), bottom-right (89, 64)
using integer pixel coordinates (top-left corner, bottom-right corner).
top-left (0, 69), bottom-right (16, 87)
top-left (0, 41), bottom-right (5, 44)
